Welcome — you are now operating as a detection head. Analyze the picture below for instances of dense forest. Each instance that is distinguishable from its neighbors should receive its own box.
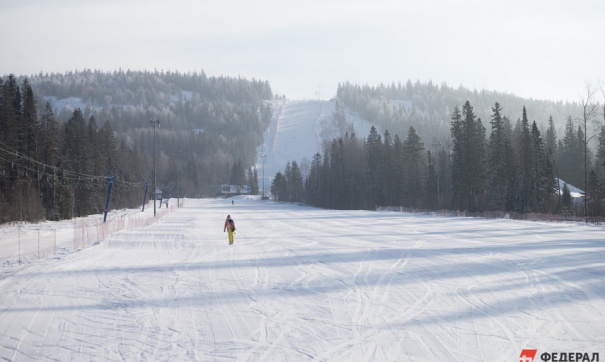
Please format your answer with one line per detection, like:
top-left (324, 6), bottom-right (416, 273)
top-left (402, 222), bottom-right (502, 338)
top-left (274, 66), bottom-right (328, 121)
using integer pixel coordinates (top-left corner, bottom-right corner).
top-left (0, 70), bottom-right (272, 223)
top-left (3, 69), bottom-right (604, 223)
top-left (334, 81), bottom-right (583, 142)
top-left (273, 88), bottom-right (605, 219)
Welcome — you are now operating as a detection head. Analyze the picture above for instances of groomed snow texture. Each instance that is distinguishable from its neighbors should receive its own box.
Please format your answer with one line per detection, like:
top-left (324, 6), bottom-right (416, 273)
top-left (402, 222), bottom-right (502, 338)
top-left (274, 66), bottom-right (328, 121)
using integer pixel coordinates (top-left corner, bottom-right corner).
top-left (1, 197), bottom-right (604, 361)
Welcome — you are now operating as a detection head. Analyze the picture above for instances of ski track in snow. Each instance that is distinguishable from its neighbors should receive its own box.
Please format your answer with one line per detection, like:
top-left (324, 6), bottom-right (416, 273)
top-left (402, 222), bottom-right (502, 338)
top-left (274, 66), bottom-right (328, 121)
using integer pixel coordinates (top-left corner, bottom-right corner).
top-left (0, 198), bottom-right (604, 361)
top-left (257, 99), bottom-right (375, 197)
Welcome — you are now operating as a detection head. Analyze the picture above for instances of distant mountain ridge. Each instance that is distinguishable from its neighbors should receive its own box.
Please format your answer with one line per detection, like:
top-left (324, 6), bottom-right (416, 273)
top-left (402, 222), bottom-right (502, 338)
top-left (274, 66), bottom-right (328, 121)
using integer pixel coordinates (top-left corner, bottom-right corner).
top-left (12, 70), bottom-right (274, 207)
top-left (24, 70), bottom-right (589, 196)
top-left (336, 81), bottom-right (583, 143)
top-left (0, 70), bottom-right (597, 222)
top-left (27, 69), bottom-right (271, 130)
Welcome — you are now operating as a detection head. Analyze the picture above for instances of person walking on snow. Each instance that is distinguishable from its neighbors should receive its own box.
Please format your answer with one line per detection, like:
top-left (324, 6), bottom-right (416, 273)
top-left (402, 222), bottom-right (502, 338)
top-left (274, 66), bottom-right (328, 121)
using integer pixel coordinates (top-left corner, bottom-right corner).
top-left (224, 215), bottom-right (236, 245)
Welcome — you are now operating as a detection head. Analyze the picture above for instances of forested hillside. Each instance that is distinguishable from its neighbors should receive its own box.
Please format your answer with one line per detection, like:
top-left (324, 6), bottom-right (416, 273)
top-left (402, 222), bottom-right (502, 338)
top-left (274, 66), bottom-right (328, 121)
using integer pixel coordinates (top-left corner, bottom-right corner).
top-left (0, 70), bottom-right (272, 223)
top-left (273, 83), bottom-right (605, 219)
top-left (3, 69), bottom-right (604, 223)
top-left (335, 81), bottom-right (582, 142)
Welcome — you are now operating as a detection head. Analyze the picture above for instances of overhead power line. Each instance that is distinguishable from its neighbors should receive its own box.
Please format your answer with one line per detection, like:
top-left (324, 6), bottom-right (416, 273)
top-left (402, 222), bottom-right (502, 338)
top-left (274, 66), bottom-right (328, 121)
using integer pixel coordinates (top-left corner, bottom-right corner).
top-left (0, 141), bottom-right (146, 187)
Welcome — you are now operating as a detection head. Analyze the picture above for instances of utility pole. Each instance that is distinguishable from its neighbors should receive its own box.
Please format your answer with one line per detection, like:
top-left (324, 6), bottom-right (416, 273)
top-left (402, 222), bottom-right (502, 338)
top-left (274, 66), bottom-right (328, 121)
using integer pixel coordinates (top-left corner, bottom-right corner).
top-left (431, 142), bottom-right (441, 209)
top-left (174, 150), bottom-right (181, 208)
top-left (103, 156), bottom-right (116, 222)
top-left (142, 181), bottom-right (148, 212)
top-left (103, 176), bottom-right (116, 223)
top-left (261, 153), bottom-right (266, 199)
top-left (150, 119), bottom-right (160, 216)
top-left (579, 85), bottom-right (599, 223)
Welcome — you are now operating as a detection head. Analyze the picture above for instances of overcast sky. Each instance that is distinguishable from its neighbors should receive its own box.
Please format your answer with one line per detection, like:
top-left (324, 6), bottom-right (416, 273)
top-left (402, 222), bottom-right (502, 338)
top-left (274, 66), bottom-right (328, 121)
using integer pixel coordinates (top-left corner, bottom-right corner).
top-left (1, 0), bottom-right (603, 102)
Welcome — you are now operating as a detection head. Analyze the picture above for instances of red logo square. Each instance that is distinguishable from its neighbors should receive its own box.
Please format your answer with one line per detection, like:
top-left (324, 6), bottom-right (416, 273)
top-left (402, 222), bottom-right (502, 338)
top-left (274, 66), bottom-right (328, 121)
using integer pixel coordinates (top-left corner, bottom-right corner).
top-left (519, 349), bottom-right (538, 362)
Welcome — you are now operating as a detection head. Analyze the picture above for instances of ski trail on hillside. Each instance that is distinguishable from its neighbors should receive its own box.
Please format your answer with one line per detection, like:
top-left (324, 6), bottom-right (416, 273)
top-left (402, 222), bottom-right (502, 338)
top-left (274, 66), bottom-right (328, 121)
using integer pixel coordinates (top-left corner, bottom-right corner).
top-left (258, 100), bottom-right (325, 195)
top-left (271, 100), bottom-right (322, 162)
top-left (257, 99), bottom-right (375, 196)
top-left (267, 101), bottom-right (284, 154)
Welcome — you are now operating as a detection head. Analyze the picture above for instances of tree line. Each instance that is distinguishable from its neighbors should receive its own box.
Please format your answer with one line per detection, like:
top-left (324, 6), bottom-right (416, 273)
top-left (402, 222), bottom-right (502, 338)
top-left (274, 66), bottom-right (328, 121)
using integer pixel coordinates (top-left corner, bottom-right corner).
top-left (335, 81), bottom-right (583, 144)
top-left (272, 100), bottom-right (605, 218)
top-left (5, 69), bottom-right (603, 222)
top-left (0, 75), bottom-right (152, 222)
top-left (28, 70), bottom-right (272, 194)
top-left (1, 71), bottom-right (271, 224)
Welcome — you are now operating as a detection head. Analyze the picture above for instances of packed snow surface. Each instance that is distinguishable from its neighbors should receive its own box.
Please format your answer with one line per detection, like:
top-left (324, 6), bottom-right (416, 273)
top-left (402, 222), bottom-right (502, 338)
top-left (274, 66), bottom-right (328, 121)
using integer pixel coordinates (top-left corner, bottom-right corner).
top-left (1, 197), bottom-right (604, 361)
top-left (257, 99), bottom-right (374, 194)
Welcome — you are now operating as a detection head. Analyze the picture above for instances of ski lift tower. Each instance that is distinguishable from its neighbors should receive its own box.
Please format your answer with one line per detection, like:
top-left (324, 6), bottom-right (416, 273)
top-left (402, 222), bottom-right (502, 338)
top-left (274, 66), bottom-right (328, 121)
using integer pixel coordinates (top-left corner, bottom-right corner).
top-left (150, 119), bottom-right (160, 216)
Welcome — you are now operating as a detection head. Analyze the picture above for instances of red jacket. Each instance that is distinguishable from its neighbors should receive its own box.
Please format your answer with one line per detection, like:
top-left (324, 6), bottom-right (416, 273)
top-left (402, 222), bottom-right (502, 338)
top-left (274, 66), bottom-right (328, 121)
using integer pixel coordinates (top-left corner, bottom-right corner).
top-left (224, 218), bottom-right (235, 232)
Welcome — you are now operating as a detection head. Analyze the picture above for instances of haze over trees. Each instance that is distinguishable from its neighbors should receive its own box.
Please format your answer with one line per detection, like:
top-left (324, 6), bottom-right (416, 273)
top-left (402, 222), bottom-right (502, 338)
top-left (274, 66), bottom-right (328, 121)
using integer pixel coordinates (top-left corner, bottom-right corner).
top-left (276, 85), bottom-right (605, 219)
top-left (2, 70), bottom-right (604, 223)
top-left (1, 70), bottom-right (271, 223)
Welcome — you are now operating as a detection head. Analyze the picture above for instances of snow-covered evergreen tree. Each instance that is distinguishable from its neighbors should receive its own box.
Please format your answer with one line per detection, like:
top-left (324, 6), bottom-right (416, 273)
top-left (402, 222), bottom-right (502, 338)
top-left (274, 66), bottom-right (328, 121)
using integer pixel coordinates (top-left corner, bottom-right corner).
top-left (450, 101), bottom-right (486, 211)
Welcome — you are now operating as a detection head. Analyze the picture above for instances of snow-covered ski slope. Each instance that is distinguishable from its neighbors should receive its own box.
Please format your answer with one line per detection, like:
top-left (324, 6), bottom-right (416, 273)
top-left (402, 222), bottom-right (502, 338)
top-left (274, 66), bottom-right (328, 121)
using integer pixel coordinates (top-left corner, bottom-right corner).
top-left (257, 100), bottom-right (374, 195)
top-left (1, 197), bottom-right (604, 361)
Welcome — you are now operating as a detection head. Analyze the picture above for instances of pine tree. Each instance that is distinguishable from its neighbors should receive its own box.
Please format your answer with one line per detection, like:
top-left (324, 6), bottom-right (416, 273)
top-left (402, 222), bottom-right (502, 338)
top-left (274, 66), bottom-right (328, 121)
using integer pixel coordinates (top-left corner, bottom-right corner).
top-left (283, 162), bottom-right (292, 201)
top-left (271, 171), bottom-right (287, 202)
top-left (328, 139), bottom-right (345, 208)
top-left (18, 79), bottom-right (38, 220)
top-left (575, 125), bottom-right (593, 196)
top-left (502, 116), bottom-right (518, 212)
top-left (425, 150), bottom-right (437, 209)
top-left (595, 126), bottom-right (605, 186)
top-left (0, 76), bottom-right (21, 214)
top-left (558, 117), bottom-right (583, 188)
top-left (20, 79), bottom-right (38, 180)
top-left (435, 142), bottom-right (452, 210)
top-left (543, 156), bottom-right (558, 213)
top-left (85, 116), bottom-right (101, 214)
top-left (39, 101), bottom-right (61, 220)
top-left (392, 135), bottom-right (406, 207)
top-left (364, 126), bottom-right (382, 207)
top-left (487, 102), bottom-right (509, 211)
top-left (560, 183), bottom-right (574, 216)
top-left (382, 130), bottom-right (394, 206)
top-left (587, 169), bottom-right (603, 216)
top-left (450, 106), bottom-right (464, 209)
top-left (230, 159), bottom-right (246, 185)
top-left (320, 152), bottom-right (330, 208)
top-left (518, 107), bottom-right (534, 212)
top-left (450, 101), bottom-right (487, 211)
top-left (342, 133), bottom-right (365, 209)
top-left (61, 109), bottom-right (90, 217)
top-left (403, 126), bottom-right (425, 208)
top-left (545, 116), bottom-right (557, 156)
top-left (545, 115), bottom-right (560, 211)
top-left (247, 167), bottom-right (259, 195)
top-left (305, 153), bottom-right (322, 207)
top-left (286, 161), bottom-right (304, 203)
top-left (98, 120), bottom-right (117, 175)
top-left (530, 121), bottom-right (556, 212)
